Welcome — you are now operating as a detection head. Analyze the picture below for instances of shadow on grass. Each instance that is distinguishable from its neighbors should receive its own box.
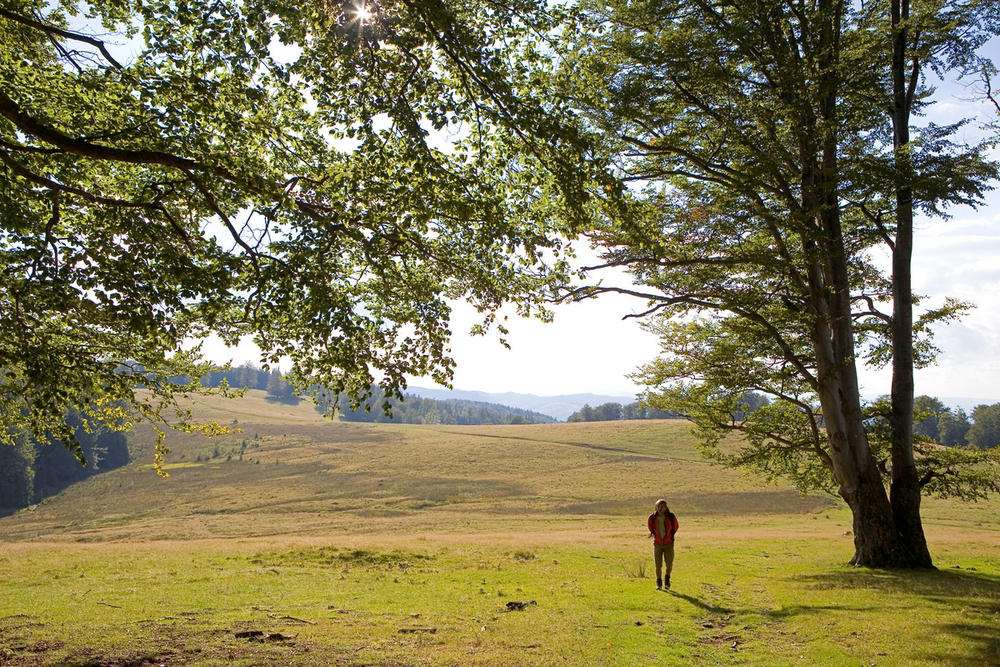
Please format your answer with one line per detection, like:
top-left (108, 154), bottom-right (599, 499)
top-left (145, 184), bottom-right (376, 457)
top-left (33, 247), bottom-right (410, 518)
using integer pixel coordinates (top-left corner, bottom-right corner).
top-left (796, 567), bottom-right (1000, 612)
top-left (263, 395), bottom-right (302, 405)
top-left (793, 567), bottom-right (1000, 667)
top-left (665, 589), bottom-right (735, 614)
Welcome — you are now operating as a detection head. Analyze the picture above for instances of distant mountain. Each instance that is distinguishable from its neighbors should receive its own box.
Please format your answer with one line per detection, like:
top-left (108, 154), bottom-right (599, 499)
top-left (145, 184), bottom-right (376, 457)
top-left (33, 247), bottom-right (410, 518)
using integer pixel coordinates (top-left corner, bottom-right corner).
top-left (937, 397), bottom-right (1000, 413)
top-left (405, 387), bottom-right (637, 421)
top-left (322, 386), bottom-right (559, 425)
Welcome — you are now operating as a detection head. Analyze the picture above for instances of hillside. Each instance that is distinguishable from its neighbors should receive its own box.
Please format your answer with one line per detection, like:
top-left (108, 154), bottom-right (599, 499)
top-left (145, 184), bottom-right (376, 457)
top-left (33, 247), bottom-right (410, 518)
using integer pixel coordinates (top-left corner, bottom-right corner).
top-left (0, 390), bottom-right (842, 542)
top-left (2, 390), bottom-right (999, 667)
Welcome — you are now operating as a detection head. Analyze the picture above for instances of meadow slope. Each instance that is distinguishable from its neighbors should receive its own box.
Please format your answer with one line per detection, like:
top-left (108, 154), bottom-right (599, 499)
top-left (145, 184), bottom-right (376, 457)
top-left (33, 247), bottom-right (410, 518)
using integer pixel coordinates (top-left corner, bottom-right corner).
top-left (0, 390), bottom-right (997, 666)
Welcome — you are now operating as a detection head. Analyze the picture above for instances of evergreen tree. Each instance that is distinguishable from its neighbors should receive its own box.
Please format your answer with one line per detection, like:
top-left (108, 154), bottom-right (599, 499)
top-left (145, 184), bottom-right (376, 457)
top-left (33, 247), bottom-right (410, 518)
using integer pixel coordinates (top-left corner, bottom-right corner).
top-left (0, 434), bottom-right (35, 510)
top-left (266, 371), bottom-right (298, 403)
top-left (913, 396), bottom-right (949, 441)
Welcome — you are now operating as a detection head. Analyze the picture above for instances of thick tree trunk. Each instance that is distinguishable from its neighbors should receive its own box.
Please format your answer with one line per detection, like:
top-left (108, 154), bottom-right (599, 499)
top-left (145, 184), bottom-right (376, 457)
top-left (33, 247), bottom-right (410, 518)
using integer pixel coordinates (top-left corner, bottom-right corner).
top-left (806, 0), bottom-right (911, 569)
top-left (810, 210), bottom-right (907, 566)
top-left (815, 255), bottom-right (910, 567)
top-left (842, 466), bottom-right (901, 567)
top-left (800, 0), bottom-right (932, 569)
top-left (888, 0), bottom-right (933, 568)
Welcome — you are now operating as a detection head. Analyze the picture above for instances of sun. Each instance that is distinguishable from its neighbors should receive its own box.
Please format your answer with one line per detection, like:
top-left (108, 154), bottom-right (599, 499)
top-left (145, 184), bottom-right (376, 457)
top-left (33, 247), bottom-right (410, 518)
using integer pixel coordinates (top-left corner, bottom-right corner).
top-left (352, 2), bottom-right (373, 24)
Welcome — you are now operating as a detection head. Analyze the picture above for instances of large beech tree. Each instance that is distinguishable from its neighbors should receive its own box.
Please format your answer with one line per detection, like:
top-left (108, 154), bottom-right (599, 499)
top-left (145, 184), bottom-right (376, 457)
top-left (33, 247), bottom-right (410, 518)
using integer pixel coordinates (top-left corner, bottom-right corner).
top-left (560, 0), bottom-right (1000, 567)
top-left (0, 0), bottom-right (588, 466)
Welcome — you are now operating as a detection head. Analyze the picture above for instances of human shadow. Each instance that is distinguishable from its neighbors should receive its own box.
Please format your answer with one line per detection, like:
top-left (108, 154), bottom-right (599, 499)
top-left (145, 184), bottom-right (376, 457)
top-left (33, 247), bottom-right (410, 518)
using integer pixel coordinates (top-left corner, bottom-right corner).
top-left (665, 587), bottom-right (877, 619)
top-left (664, 588), bottom-right (735, 615)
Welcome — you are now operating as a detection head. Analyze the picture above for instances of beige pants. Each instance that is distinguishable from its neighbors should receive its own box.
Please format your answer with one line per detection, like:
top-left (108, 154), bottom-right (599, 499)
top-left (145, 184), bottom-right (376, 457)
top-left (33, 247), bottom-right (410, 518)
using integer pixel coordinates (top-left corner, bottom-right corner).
top-left (654, 542), bottom-right (675, 578)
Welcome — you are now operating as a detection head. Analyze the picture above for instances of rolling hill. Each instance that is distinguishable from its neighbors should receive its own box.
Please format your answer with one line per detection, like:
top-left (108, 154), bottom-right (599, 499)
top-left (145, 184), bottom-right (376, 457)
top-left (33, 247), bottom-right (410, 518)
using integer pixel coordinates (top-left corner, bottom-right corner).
top-left (2, 390), bottom-right (998, 667)
top-left (0, 389), bottom-right (839, 542)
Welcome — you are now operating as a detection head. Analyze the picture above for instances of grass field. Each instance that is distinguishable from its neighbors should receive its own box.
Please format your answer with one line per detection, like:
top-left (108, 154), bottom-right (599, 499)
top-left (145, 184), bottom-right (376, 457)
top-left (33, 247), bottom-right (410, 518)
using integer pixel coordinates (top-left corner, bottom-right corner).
top-left (1, 391), bottom-right (998, 666)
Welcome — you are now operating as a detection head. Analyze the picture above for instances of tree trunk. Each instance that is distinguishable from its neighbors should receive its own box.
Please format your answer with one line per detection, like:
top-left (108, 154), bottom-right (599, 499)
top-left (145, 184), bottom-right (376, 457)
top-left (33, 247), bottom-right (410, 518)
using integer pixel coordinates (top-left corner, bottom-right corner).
top-left (888, 0), bottom-right (933, 568)
top-left (843, 466), bottom-right (902, 567)
top-left (890, 473), bottom-right (933, 566)
top-left (805, 0), bottom-right (930, 568)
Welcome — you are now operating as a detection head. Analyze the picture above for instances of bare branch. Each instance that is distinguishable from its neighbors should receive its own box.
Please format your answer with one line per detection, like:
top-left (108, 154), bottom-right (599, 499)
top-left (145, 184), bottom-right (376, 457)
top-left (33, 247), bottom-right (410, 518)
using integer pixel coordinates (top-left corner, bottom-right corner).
top-left (0, 7), bottom-right (124, 69)
top-left (853, 294), bottom-right (891, 323)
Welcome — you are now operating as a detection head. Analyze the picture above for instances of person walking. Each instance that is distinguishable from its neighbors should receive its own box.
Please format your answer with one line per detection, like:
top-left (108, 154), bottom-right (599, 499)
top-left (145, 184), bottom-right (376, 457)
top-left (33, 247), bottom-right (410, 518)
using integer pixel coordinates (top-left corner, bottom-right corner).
top-left (647, 498), bottom-right (678, 590)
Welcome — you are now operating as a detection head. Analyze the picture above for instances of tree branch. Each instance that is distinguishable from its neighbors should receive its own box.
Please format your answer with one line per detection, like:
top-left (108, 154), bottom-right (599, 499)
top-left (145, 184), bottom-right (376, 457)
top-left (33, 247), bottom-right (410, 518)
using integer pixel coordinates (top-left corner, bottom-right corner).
top-left (0, 7), bottom-right (124, 69)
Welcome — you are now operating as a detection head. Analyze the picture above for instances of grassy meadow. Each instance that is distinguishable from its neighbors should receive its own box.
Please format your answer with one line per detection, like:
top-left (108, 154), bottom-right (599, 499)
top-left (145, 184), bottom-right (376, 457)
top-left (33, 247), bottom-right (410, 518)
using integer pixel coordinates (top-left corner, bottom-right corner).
top-left (1, 390), bottom-right (998, 666)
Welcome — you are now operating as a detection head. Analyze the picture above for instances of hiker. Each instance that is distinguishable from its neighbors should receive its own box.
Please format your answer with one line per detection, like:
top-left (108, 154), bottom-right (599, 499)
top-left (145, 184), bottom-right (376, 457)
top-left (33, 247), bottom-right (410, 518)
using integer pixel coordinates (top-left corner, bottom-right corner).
top-left (647, 498), bottom-right (678, 590)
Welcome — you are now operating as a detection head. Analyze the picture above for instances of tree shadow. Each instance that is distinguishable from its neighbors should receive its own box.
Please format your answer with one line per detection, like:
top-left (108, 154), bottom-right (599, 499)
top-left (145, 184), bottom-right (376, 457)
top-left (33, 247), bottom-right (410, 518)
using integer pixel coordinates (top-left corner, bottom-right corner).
top-left (791, 567), bottom-right (1000, 666)
top-left (263, 395), bottom-right (302, 405)
top-left (795, 567), bottom-right (1000, 613)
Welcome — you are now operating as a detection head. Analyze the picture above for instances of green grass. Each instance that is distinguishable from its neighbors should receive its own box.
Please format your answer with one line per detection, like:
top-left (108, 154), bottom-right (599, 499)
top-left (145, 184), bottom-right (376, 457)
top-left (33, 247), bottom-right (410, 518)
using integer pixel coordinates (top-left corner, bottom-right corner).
top-left (2, 537), bottom-right (997, 666)
top-left (0, 391), bottom-right (998, 666)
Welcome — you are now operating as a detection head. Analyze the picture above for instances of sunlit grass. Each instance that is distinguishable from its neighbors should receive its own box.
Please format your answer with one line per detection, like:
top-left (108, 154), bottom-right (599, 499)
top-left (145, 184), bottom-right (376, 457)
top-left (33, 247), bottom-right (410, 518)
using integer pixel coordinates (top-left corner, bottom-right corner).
top-left (2, 536), bottom-right (997, 666)
top-left (1, 391), bottom-right (997, 666)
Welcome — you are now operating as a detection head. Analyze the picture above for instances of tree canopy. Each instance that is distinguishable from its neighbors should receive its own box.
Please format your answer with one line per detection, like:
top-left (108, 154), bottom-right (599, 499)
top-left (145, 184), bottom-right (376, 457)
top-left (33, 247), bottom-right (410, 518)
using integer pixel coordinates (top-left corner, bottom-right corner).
top-left (5, 0), bottom-right (1000, 568)
top-left (552, 0), bottom-right (1000, 566)
top-left (0, 0), bottom-right (590, 467)
top-left (968, 403), bottom-right (1000, 449)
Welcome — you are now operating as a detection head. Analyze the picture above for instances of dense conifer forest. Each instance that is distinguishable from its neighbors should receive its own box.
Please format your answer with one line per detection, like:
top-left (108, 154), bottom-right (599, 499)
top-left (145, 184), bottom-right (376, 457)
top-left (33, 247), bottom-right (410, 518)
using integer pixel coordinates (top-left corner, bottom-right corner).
top-left (0, 408), bottom-right (130, 512)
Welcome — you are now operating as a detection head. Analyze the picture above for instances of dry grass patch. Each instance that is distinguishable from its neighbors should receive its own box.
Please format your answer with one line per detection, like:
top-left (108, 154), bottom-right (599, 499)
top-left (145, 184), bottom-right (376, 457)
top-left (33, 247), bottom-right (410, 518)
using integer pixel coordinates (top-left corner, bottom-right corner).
top-left (3, 406), bottom-right (827, 543)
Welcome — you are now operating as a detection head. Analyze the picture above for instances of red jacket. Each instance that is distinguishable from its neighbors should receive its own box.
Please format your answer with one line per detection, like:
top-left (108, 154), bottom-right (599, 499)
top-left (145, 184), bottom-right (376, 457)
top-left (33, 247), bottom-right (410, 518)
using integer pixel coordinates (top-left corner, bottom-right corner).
top-left (648, 512), bottom-right (678, 545)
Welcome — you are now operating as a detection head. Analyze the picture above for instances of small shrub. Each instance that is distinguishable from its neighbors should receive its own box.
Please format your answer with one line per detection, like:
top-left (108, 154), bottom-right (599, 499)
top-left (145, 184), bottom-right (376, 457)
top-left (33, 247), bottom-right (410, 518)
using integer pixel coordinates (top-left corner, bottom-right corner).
top-left (623, 559), bottom-right (646, 579)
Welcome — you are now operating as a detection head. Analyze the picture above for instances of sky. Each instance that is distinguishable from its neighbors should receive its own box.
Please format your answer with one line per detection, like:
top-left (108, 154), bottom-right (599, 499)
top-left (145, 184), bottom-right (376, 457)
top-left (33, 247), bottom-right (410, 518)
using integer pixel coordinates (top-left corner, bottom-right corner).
top-left (443, 42), bottom-right (1000, 404)
top-left (440, 196), bottom-right (1000, 403)
top-left (204, 188), bottom-right (1000, 404)
top-left (202, 36), bottom-right (1000, 407)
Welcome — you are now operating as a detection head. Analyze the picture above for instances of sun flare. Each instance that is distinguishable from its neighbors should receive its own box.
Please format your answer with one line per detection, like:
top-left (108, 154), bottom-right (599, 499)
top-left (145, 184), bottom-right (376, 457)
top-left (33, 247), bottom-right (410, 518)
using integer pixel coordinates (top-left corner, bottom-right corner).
top-left (353, 2), bottom-right (373, 23)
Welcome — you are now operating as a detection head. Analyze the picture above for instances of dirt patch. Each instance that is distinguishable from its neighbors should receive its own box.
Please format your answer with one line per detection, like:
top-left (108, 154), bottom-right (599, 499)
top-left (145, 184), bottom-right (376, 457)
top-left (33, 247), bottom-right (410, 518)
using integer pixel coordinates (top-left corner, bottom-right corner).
top-left (249, 546), bottom-right (435, 571)
top-left (0, 625), bottom-right (348, 667)
top-left (697, 614), bottom-right (743, 651)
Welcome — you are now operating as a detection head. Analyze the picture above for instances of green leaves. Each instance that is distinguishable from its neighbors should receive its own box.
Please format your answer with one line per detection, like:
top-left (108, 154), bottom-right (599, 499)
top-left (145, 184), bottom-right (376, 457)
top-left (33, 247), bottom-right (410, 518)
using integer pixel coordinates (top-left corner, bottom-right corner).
top-left (556, 0), bottom-right (1000, 517)
top-left (0, 0), bottom-right (585, 465)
